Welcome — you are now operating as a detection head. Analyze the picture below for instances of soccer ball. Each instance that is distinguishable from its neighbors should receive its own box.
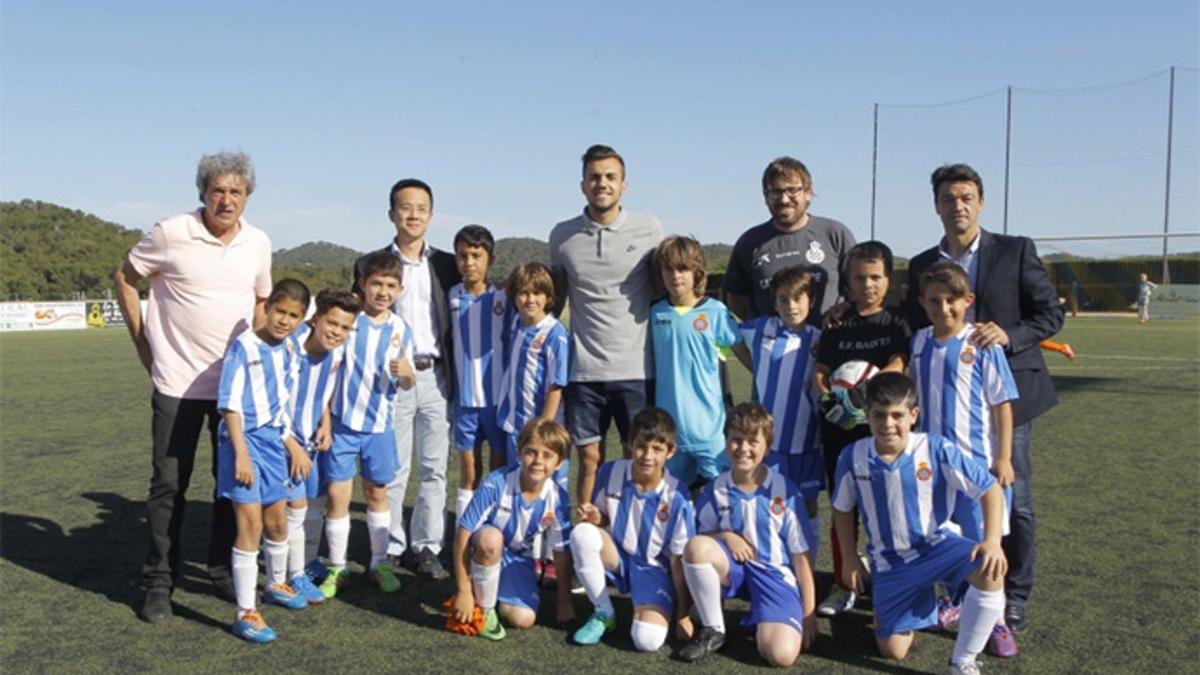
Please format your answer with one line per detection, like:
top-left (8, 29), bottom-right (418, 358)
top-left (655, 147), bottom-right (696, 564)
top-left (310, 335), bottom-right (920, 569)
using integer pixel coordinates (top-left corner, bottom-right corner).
top-left (830, 360), bottom-right (880, 391)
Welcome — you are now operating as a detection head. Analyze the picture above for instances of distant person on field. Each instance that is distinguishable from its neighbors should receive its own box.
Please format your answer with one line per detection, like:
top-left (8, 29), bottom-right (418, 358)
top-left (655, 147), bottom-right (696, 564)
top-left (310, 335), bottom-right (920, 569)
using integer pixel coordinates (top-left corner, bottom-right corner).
top-left (903, 163), bottom-right (1064, 637)
top-left (115, 151), bottom-right (272, 623)
top-left (216, 279), bottom-right (312, 643)
top-left (911, 262), bottom-right (1020, 657)
top-left (549, 144), bottom-right (663, 507)
top-left (723, 156), bottom-right (856, 323)
top-left (650, 236), bottom-right (740, 489)
top-left (812, 241), bottom-right (911, 619)
top-left (832, 372), bottom-right (1008, 674)
top-left (1137, 272), bottom-right (1157, 323)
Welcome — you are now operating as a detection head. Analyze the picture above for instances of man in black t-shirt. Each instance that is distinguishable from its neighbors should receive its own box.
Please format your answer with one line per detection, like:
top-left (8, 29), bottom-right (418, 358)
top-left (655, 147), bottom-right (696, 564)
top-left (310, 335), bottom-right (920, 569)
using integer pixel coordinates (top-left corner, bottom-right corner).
top-left (812, 241), bottom-right (911, 616)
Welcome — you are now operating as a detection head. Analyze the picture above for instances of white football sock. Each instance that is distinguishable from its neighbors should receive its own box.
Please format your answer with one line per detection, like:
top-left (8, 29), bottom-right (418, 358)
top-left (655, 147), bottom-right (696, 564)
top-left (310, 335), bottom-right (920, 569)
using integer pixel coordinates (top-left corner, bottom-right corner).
top-left (808, 515), bottom-right (823, 561)
top-left (326, 515), bottom-right (350, 567)
top-left (570, 523), bottom-right (614, 616)
top-left (263, 537), bottom-right (288, 587)
top-left (231, 547), bottom-right (259, 616)
top-left (630, 619), bottom-right (669, 652)
top-left (303, 496), bottom-right (327, 563)
top-left (286, 506), bottom-right (307, 578)
top-left (952, 586), bottom-right (1006, 665)
top-left (456, 489), bottom-right (474, 525)
top-left (683, 561), bottom-right (726, 634)
top-left (470, 560), bottom-right (501, 610)
top-left (366, 510), bottom-right (390, 568)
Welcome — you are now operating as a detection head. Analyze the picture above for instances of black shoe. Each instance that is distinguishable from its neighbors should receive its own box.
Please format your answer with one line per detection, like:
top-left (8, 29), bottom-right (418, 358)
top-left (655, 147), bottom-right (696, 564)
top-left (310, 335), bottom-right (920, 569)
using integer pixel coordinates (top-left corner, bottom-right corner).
top-left (388, 553), bottom-right (407, 574)
top-left (1005, 604), bottom-right (1029, 632)
top-left (415, 547), bottom-right (448, 580)
top-left (138, 588), bottom-right (173, 624)
top-left (678, 627), bottom-right (726, 663)
top-left (209, 570), bottom-right (237, 603)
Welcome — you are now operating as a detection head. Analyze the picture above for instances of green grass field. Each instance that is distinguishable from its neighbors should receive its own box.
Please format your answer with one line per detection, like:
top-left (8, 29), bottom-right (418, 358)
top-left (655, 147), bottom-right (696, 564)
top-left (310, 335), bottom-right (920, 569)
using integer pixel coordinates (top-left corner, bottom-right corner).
top-left (2, 318), bottom-right (1198, 674)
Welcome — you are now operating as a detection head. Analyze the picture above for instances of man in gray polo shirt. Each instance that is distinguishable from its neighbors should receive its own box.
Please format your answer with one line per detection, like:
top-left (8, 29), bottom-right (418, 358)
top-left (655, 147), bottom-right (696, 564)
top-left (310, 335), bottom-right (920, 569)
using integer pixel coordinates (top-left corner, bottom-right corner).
top-left (550, 144), bottom-right (663, 505)
top-left (724, 156), bottom-right (856, 322)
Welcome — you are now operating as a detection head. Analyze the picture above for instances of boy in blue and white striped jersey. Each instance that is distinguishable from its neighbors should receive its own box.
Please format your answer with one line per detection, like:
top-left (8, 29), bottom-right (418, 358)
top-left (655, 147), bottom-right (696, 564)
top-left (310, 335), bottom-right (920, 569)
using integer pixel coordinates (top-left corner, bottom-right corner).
top-left (449, 419), bottom-right (576, 640)
top-left (679, 403), bottom-right (817, 668)
top-left (495, 263), bottom-right (569, 482)
top-left (449, 225), bottom-right (517, 521)
top-left (282, 289), bottom-right (361, 605)
top-left (320, 252), bottom-right (415, 598)
top-left (832, 372), bottom-right (1007, 674)
top-left (216, 279), bottom-right (312, 643)
top-left (570, 407), bottom-right (696, 651)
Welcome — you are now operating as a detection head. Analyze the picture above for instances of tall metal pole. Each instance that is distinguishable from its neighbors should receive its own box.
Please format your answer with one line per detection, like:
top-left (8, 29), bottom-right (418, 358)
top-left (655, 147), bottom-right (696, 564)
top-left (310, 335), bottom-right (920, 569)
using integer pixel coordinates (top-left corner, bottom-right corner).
top-left (1003, 85), bottom-right (1012, 234)
top-left (871, 103), bottom-right (879, 240)
top-left (1161, 66), bottom-right (1175, 284)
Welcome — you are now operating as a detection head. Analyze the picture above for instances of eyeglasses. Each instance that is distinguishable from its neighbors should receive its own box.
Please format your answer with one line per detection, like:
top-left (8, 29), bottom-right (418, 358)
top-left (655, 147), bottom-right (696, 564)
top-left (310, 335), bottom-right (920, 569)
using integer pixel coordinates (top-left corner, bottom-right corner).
top-left (765, 185), bottom-right (807, 200)
top-left (394, 204), bottom-right (430, 215)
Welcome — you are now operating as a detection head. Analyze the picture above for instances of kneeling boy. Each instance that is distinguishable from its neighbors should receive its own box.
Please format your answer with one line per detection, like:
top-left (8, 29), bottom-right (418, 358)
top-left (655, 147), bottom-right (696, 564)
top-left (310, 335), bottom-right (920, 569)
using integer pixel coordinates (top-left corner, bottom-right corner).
top-left (450, 418), bottom-right (576, 640)
top-left (679, 402), bottom-right (817, 668)
top-left (570, 407), bottom-right (696, 651)
top-left (832, 372), bottom-right (1007, 674)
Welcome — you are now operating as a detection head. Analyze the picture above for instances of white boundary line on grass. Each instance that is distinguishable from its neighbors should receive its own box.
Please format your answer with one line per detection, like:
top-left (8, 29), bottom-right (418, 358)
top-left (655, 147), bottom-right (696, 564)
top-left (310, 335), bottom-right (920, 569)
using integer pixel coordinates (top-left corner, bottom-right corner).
top-left (1073, 354), bottom-right (1200, 363)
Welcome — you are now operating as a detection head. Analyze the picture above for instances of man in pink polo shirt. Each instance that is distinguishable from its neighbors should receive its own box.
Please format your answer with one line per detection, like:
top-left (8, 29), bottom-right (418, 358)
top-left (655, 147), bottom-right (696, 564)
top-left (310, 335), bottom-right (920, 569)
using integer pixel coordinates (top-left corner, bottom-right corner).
top-left (114, 152), bottom-right (273, 624)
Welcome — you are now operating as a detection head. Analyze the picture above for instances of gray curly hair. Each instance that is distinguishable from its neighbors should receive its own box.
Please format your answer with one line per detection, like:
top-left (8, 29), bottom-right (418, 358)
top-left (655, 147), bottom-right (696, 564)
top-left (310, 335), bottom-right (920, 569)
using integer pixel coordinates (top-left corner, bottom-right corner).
top-left (196, 152), bottom-right (256, 200)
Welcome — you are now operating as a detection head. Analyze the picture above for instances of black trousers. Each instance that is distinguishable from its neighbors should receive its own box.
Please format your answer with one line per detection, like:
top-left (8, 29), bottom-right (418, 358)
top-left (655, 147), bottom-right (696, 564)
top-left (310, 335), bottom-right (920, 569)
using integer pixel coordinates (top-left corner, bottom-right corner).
top-left (140, 390), bottom-right (235, 591)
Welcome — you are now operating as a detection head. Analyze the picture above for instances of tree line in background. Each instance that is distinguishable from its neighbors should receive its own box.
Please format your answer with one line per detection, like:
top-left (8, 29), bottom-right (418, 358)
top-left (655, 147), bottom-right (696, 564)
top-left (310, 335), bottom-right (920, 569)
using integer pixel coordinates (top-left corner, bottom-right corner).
top-left (0, 200), bottom-right (733, 301)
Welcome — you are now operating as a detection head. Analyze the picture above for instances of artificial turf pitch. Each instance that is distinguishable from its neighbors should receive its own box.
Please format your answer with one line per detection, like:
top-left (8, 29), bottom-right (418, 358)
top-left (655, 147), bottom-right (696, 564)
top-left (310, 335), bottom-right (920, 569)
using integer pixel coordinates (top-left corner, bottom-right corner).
top-left (1, 317), bottom-right (1197, 673)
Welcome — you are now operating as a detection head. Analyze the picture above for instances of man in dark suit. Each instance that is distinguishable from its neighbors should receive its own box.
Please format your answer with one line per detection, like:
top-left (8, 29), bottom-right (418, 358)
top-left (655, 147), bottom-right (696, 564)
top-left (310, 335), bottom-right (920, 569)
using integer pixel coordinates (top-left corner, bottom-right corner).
top-left (904, 163), bottom-right (1064, 637)
top-left (353, 178), bottom-right (461, 580)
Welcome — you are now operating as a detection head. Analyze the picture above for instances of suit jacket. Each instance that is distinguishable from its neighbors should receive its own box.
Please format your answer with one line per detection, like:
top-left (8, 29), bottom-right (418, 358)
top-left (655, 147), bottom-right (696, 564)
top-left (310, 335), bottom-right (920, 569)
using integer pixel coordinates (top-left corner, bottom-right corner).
top-left (903, 230), bottom-right (1064, 426)
top-left (353, 244), bottom-right (461, 387)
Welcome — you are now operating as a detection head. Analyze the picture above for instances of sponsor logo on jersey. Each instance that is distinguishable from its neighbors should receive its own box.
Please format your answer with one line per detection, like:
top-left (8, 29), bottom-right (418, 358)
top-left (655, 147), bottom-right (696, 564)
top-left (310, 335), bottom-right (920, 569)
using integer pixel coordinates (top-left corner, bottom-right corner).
top-left (770, 496), bottom-right (786, 515)
top-left (692, 313), bottom-right (709, 332)
top-left (805, 241), bottom-right (826, 264)
top-left (916, 462), bottom-right (932, 481)
top-left (959, 347), bottom-right (976, 365)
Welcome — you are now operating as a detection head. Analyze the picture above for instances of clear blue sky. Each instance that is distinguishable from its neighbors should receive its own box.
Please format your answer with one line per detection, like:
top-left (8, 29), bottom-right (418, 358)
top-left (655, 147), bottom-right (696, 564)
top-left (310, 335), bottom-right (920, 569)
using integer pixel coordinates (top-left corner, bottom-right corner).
top-left (2, 1), bottom-right (1197, 258)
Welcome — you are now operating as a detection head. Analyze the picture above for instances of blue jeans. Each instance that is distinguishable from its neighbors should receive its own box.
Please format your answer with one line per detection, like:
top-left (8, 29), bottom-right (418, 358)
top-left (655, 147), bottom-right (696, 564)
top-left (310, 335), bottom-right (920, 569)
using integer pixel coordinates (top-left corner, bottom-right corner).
top-left (1002, 421), bottom-right (1035, 608)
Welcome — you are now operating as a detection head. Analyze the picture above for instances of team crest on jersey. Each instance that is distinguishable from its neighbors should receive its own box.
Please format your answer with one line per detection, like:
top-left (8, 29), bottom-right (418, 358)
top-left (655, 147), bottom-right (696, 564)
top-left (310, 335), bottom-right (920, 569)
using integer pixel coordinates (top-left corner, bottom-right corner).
top-left (770, 496), bottom-right (786, 516)
top-left (692, 313), bottom-right (709, 333)
top-left (532, 334), bottom-right (545, 350)
top-left (390, 334), bottom-right (402, 347)
top-left (959, 347), bottom-right (976, 365)
top-left (657, 504), bottom-right (671, 523)
top-left (916, 462), bottom-right (932, 481)
top-left (539, 512), bottom-right (555, 529)
top-left (493, 300), bottom-right (505, 316)
top-left (805, 241), bottom-right (825, 264)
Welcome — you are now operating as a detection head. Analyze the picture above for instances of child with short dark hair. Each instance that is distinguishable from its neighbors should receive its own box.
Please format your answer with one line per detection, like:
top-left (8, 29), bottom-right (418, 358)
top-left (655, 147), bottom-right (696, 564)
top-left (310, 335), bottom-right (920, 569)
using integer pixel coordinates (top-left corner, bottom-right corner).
top-left (814, 240), bottom-right (911, 617)
top-left (450, 418), bottom-right (576, 640)
top-left (449, 225), bottom-right (516, 521)
top-left (216, 278), bottom-right (313, 642)
top-left (570, 407), bottom-right (696, 651)
top-left (283, 289), bottom-right (361, 605)
top-left (320, 251), bottom-right (415, 598)
top-left (679, 402), bottom-right (817, 668)
top-left (831, 372), bottom-right (1007, 674)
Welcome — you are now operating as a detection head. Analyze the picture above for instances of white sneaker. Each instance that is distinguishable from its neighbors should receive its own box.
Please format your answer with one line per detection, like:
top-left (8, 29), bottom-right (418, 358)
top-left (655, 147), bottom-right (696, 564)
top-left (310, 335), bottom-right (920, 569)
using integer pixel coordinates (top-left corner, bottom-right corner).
top-left (948, 659), bottom-right (982, 675)
top-left (817, 587), bottom-right (857, 616)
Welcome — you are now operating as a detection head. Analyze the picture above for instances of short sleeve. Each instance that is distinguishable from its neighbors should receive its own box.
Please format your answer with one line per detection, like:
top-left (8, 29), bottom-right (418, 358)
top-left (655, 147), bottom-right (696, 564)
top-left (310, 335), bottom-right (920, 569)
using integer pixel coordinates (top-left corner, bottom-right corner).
top-left (459, 472), bottom-right (502, 533)
top-left (590, 462), bottom-right (615, 518)
top-left (549, 485), bottom-right (573, 551)
top-left (218, 341), bottom-right (247, 413)
top-left (982, 346), bottom-right (1019, 405)
top-left (255, 233), bottom-right (273, 298)
top-left (548, 327), bottom-right (570, 387)
top-left (126, 223), bottom-right (169, 278)
top-left (713, 305), bottom-right (741, 348)
top-left (890, 315), bottom-right (912, 360)
top-left (816, 324), bottom-right (841, 367)
top-left (722, 234), bottom-right (753, 295)
top-left (668, 497), bottom-right (696, 556)
top-left (782, 494), bottom-right (814, 555)
top-left (936, 437), bottom-right (996, 499)
top-left (830, 449), bottom-right (859, 512)
top-left (694, 485), bottom-right (719, 533)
